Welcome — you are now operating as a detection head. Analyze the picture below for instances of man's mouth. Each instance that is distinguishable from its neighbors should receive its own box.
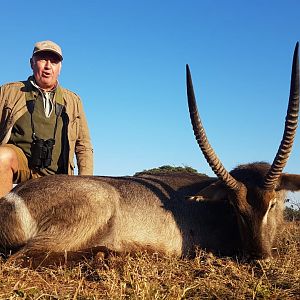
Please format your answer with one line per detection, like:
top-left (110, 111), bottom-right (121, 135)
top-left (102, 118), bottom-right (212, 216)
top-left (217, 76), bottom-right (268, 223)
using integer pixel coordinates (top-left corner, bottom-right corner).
top-left (42, 72), bottom-right (51, 78)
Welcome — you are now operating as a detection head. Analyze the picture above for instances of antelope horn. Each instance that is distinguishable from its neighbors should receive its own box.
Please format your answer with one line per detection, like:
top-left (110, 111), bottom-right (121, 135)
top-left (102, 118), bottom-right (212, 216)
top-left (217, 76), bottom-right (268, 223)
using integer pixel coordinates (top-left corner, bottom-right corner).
top-left (263, 42), bottom-right (300, 190)
top-left (186, 64), bottom-right (240, 191)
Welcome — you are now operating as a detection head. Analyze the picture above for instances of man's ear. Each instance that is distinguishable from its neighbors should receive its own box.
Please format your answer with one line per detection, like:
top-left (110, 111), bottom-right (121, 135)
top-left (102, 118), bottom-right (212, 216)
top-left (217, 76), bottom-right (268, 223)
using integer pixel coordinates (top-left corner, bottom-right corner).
top-left (30, 58), bottom-right (34, 70)
top-left (278, 173), bottom-right (300, 191)
top-left (58, 62), bottom-right (62, 75)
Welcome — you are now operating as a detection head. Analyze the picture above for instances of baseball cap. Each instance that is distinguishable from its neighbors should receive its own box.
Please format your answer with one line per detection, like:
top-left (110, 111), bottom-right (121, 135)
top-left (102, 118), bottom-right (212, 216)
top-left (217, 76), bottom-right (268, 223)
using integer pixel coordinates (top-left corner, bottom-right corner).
top-left (32, 40), bottom-right (63, 61)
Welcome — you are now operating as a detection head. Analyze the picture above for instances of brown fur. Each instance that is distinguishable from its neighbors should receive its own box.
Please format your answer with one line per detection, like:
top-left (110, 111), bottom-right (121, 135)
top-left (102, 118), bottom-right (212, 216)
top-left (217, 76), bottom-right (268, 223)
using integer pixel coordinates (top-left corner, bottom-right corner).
top-left (1, 162), bottom-right (299, 266)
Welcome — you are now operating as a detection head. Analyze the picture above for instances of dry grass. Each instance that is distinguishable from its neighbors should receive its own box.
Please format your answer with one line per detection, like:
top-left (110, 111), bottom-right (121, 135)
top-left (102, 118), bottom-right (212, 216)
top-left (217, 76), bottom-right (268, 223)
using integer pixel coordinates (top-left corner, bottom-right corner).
top-left (0, 222), bottom-right (299, 300)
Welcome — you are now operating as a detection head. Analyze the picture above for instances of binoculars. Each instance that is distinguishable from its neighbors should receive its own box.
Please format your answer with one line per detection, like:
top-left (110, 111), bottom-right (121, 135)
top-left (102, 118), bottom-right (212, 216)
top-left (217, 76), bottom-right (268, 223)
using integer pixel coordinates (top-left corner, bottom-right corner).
top-left (30, 136), bottom-right (55, 169)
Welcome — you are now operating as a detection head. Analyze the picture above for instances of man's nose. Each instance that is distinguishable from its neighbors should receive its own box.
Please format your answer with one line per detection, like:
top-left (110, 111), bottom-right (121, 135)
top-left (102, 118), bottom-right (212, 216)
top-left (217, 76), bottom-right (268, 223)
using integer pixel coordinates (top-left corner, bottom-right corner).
top-left (45, 60), bottom-right (52, 67)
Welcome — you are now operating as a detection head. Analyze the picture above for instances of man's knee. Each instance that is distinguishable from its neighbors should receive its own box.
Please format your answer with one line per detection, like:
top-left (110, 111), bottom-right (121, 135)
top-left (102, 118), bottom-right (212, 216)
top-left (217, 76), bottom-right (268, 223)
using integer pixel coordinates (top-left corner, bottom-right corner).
top-left (0, 146), bottom-right (19, 172)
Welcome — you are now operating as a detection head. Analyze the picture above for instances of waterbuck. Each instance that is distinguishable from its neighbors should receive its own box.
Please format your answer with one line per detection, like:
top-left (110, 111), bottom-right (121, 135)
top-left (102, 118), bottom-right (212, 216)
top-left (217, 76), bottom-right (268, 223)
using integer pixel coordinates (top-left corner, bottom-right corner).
top-left (0, 43), bottom-right (299, 266)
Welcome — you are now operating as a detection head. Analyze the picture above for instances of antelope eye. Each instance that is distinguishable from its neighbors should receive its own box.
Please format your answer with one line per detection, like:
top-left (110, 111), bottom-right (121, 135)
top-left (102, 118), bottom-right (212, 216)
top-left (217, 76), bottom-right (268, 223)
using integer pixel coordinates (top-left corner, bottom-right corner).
top-left (270, 202), bottom-right (276, 210)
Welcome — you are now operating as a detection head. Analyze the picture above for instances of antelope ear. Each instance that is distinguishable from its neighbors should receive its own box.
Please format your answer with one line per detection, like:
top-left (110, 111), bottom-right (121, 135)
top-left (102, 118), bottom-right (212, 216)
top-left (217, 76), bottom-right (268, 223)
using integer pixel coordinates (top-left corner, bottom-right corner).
top-left (277, 173), bottom-right (300, 191)
top-left (186, 181), bottom-right (229, 201)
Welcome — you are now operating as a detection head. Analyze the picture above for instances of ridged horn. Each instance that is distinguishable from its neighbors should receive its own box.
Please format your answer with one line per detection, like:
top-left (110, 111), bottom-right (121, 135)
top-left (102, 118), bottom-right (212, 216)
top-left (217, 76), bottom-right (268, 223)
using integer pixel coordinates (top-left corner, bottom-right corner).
top-left (186, 64), bottom-right (240, 191)
top-left (263, 42), bottom-right (300, 190)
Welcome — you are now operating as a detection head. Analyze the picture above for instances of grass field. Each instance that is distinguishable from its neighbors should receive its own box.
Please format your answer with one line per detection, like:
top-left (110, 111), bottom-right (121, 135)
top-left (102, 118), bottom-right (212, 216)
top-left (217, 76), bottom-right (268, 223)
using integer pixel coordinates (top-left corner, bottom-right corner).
top-left (0, 220), bottom-right (299, 299)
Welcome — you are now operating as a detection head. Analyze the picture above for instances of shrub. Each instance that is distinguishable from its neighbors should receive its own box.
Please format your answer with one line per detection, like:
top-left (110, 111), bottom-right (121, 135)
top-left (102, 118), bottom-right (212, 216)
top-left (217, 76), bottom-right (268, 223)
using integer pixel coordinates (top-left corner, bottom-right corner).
top-left (134, 165), bottom-right (207, 176)
top-left (284, 206), bottom-right (300, 221)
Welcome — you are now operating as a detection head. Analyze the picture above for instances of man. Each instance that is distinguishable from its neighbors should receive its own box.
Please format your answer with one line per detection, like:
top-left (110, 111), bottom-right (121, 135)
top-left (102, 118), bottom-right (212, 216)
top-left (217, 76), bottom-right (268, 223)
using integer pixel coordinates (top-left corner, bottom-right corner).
top-left (0, 40), bottom-right (93, 197)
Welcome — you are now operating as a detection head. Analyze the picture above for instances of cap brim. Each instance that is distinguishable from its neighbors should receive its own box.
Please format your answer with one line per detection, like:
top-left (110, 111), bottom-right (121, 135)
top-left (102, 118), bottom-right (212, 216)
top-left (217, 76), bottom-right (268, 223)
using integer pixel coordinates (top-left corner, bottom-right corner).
top-left (33, 49), bottom-right (63, 61)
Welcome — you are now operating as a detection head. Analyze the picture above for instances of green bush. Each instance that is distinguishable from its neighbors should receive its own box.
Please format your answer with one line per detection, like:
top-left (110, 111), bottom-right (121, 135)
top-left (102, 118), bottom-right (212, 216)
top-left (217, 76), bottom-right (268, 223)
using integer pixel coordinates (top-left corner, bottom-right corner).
top-left (134, 165), bottom-right (207, 176)
top-left (284, 206), bottom-right (300, 221)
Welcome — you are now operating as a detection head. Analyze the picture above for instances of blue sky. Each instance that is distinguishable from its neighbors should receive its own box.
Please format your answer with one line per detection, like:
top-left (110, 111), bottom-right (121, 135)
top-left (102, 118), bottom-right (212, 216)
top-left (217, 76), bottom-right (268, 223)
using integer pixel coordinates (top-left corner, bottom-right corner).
top-left (1, 1), bottom-right (300, 202)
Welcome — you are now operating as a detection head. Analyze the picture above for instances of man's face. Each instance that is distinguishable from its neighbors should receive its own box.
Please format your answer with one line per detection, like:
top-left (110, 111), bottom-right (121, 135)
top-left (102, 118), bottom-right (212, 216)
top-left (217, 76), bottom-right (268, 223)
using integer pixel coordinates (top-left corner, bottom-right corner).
top-left (30, 51), bottom-right (62, 91)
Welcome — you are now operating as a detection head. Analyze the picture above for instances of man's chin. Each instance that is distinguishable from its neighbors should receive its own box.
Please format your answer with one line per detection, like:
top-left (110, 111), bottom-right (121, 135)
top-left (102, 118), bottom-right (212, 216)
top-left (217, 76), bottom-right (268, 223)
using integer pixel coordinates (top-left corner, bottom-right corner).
top-left (37, 80), bottom-right (56, 91)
